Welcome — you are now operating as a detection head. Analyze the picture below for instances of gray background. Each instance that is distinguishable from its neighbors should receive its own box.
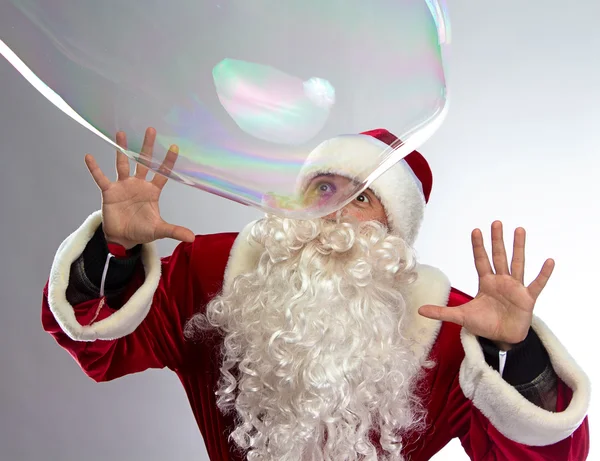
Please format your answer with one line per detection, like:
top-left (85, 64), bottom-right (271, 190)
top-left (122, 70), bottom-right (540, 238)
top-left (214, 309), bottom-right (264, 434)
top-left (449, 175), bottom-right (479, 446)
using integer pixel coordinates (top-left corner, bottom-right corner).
top-left (1, 0), bottom-right (598, 459)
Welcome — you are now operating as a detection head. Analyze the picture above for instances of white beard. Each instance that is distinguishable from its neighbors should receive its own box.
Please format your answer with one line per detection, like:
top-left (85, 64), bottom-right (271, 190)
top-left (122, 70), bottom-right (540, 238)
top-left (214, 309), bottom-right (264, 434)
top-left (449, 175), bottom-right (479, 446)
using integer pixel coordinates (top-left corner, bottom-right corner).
top-left (185, 215), bottom-right (428, 461)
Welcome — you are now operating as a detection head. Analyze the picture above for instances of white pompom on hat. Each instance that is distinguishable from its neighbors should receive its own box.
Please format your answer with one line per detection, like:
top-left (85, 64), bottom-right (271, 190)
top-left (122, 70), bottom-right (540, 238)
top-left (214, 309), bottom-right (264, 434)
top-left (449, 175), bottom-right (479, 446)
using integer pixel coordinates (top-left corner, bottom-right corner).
top-left (298, 128), bottom-right (433, 245)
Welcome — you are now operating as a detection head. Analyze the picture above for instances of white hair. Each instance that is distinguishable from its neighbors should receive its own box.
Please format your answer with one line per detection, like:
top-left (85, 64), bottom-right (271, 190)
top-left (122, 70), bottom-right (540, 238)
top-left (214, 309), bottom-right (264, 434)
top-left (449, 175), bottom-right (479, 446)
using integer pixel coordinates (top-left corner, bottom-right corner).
top-left (185, 215), bottom-right (429, 460)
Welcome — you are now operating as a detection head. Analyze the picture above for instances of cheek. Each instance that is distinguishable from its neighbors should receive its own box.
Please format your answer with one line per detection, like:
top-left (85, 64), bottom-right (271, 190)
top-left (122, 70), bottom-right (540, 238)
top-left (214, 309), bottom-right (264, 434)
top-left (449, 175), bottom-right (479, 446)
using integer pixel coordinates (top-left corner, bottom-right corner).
top-left (324, 202), bottom-right (388, 225)
top-left (357, 205), bottom-right (389, 227)
top-left (325, 204), bottom-right (378, 222)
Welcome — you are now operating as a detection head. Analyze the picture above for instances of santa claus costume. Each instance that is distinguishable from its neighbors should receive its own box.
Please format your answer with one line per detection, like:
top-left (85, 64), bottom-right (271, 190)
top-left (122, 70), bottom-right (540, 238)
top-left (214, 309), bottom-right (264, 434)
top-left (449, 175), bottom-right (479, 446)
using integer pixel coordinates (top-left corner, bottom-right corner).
top-left (42, 129), bottom-right (590, 460)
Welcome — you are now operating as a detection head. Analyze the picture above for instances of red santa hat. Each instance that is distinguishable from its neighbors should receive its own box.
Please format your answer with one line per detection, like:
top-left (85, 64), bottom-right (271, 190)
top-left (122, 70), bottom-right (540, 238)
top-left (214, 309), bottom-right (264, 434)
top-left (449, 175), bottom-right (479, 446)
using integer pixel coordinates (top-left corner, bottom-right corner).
top-left (298, 128), bottom-right (433, 245)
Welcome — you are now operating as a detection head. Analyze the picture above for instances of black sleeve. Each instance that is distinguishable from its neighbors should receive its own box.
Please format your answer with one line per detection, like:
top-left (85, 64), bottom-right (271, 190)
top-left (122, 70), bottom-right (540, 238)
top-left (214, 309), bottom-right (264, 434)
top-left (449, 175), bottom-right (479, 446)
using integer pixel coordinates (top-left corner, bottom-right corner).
top-left (65, 224), bottom-right (142, 307)
top-left (478, 328), bottom-right (558, 411)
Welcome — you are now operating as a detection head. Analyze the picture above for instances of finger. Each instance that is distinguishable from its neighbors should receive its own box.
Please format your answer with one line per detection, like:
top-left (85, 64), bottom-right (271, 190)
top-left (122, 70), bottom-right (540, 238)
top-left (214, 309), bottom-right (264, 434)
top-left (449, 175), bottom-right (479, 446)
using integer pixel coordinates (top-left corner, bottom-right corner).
top-left (527, 258), bottom-right (555, 300)
top-left (84, 154), bottom-right (111, 192)
top-left (511, 227), bottom-right (526, 284)
top-left (115, 131), bottom-right (131, 180)
top-left (135, 127), bottom-right (157, 179)
top-left (152, 144), bottom-right (179, 190)
top-left (491, 221), bottom-right (510, 275)
top-left (472, 228), bottom-right (493, 277)
top-left (155, 221), bottom-right (195, 243)
top-left (418, 304), bottom-right (465, 326)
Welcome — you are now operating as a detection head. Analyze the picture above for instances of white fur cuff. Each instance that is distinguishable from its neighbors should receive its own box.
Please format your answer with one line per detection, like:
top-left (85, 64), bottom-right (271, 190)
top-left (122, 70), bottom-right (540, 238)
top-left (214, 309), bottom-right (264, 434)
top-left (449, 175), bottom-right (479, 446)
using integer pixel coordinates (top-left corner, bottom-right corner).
top-left (47, 210), bottom-right (162, 342)
top-left (459, 316), bottom-right (591, 446)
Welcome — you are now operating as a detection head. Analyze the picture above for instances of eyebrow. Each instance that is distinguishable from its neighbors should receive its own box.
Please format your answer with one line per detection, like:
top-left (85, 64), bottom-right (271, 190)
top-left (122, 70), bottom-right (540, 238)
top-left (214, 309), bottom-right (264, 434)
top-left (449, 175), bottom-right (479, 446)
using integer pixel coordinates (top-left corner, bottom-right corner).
top-left (310, 173), bottom-right (363, 189)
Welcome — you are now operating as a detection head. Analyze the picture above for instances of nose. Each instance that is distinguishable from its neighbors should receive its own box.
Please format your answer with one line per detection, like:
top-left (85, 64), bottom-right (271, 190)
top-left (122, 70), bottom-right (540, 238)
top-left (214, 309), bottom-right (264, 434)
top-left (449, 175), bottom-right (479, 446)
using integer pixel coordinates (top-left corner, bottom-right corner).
top-left (323, 204), bottom-right (353, 221)
top-left (322, 211), bottom-right (337, 221)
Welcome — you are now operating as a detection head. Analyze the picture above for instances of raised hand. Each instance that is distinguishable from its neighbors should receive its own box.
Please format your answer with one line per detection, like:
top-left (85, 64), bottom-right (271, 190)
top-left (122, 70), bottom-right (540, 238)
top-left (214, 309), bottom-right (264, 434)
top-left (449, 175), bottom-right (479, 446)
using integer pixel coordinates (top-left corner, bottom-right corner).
top-left (418, 221), bottom-right (555, 350)
top-left (84, 127), bottom-right (195, 249)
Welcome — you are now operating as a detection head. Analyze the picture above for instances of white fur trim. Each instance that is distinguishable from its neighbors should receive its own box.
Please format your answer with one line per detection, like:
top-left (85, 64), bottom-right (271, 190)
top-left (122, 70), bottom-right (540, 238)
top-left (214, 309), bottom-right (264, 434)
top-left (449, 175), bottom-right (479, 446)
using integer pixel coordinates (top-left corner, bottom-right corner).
top-left (47, 211), bottom-right (162, 341)
top-left (223, 227), bottom-right (451, 362)
top-left (459, 316), bottom-right (591, 446)
top-left (297, 134), bottom-right (426, 245)
top-left (402, 264), bottom-right (451, 362)
top-left (222, 220), bottom-right (261, 295)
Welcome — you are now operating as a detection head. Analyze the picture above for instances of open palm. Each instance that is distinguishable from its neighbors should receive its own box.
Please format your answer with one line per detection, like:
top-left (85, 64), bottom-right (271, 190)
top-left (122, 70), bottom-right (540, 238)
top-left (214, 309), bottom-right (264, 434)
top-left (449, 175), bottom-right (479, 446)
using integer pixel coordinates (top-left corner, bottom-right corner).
top-left (85, 127), bottom-right (195, 250)
top-left (419, 222), bottom-right (555, 349)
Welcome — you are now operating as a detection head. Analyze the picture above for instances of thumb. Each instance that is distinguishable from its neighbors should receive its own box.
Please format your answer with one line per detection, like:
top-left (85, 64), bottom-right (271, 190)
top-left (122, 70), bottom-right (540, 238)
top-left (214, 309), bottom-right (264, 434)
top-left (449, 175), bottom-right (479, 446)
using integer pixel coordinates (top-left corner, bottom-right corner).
top-left (418, 304), bottom-right (465, 327)
top-left (155, 221), bottom-right (195, 243)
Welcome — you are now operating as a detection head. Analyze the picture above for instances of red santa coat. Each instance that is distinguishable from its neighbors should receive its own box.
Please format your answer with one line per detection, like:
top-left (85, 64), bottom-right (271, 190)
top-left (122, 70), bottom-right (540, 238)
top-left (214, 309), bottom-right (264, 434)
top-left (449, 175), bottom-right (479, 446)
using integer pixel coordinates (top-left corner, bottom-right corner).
top-left (42, 212), bottom-right (590, 460)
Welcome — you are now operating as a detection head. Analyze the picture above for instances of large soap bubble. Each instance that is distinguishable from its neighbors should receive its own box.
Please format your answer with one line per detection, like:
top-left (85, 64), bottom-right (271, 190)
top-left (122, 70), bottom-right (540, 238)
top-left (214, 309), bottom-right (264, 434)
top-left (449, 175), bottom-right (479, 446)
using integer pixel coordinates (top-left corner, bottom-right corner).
top-left (1, 0), bottom-right (450, 219)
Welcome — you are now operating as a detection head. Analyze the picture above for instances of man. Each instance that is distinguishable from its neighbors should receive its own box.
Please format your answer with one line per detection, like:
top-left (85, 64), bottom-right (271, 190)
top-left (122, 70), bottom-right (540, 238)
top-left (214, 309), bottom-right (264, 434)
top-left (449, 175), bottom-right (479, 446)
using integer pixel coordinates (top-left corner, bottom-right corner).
top-left (42, 127), bottom-right (590, 460)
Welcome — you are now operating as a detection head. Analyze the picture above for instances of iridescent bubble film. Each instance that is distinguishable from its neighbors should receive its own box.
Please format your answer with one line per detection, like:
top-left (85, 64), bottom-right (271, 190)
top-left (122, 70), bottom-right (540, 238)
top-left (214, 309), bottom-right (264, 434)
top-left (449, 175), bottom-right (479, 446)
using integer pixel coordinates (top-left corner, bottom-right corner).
top-left (1, 0), bottom-right (450, 218)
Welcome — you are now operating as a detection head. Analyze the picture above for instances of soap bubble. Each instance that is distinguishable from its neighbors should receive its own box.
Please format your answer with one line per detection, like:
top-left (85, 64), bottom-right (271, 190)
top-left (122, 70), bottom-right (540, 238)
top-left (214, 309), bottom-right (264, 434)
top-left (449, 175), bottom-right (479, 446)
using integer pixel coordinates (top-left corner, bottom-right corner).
top-left (1, 0), bottom-right (450, 218)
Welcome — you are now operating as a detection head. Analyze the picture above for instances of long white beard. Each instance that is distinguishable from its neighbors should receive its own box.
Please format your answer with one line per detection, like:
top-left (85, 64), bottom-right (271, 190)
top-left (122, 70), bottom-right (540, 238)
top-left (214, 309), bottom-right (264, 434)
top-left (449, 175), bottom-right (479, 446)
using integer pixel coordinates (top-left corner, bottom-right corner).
top-left (185, 215), bottom-right (428, 461)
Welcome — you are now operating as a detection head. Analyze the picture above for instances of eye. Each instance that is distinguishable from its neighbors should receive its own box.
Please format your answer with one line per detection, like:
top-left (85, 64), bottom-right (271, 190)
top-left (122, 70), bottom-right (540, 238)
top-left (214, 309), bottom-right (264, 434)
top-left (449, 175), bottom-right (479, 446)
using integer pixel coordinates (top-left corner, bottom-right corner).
top-left (316, 182), bottom-right (336, 195)
top-left (355, 193), bottom-right (370, 204)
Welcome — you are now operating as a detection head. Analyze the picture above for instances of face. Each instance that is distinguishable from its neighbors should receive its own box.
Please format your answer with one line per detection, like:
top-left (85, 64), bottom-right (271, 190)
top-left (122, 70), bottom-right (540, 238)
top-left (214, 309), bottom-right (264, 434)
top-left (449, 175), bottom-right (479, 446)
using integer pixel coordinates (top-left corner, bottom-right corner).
top-left (306, 174), bottom-right (389, 227)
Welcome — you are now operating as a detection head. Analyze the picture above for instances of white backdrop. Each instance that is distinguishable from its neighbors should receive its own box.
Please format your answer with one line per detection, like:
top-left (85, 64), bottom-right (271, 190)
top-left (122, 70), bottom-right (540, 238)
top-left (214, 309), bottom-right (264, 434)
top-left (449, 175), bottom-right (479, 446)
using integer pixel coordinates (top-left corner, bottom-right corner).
top-left (0, 0), bottom-right (597, 459)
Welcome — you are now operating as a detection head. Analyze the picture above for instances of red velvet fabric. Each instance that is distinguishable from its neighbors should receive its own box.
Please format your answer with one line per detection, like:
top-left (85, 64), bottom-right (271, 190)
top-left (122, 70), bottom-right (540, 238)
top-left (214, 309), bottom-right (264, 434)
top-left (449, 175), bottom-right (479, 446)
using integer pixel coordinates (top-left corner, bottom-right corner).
top-left (42, 233), bottom-right (589, 460)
